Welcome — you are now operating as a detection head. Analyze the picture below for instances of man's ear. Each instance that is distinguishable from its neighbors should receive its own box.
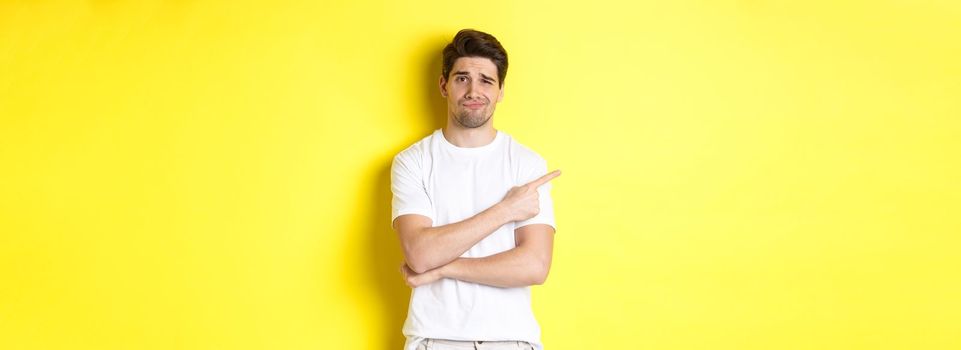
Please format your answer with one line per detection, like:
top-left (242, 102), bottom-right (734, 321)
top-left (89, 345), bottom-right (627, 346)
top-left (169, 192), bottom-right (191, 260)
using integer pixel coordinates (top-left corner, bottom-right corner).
top-left (497, 84), bottom-right (504, 102)
top-left (438, 75), bottom-right (448, 98)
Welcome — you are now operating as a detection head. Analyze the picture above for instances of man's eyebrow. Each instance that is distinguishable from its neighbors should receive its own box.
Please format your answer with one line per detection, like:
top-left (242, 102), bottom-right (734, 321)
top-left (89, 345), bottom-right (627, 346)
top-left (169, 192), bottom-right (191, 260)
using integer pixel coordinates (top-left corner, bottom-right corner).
top-left (452, 71), bottom-right (498, 82)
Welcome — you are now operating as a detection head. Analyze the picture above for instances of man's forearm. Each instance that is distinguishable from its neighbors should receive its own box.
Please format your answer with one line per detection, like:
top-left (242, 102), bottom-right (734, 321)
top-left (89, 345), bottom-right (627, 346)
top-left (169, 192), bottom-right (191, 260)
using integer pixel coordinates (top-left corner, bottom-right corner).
top-left (401, 171), bottom-right (558, 274)
top-left (403, 204), bottom-right (511, 273)
top-left (439, 245), bottom-right (549, 288)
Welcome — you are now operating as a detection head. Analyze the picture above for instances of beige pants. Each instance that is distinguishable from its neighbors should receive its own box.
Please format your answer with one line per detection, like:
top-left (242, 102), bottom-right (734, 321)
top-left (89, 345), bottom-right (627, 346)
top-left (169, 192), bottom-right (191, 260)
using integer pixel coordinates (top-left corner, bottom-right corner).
top-left (416, 338), bottom-right (535, 350)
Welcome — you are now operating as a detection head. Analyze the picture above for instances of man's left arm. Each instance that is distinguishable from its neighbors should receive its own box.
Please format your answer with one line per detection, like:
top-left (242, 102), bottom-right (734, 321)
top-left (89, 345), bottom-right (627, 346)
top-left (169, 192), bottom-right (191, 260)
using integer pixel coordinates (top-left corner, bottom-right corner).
top-left (401, 223), bottom-right (554, 288)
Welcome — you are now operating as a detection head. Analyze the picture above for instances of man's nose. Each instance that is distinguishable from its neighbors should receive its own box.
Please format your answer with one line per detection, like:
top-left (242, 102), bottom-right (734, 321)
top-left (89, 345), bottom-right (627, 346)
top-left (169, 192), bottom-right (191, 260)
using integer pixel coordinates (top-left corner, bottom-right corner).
top-left (465, 82), bottom-right (480, 99)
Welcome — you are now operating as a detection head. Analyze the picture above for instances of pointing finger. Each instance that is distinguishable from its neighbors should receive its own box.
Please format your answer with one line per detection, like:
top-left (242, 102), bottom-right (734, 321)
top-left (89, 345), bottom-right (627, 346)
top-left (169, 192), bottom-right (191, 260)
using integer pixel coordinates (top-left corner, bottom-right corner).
top-left (526, 170), bottom-right (561, 189)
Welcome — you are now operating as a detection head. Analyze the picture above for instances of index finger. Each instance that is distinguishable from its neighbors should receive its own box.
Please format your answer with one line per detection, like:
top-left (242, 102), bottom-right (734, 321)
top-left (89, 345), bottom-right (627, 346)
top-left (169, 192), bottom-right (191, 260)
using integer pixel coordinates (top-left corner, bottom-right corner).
top-left (526, 170), bottom-right (561, 189)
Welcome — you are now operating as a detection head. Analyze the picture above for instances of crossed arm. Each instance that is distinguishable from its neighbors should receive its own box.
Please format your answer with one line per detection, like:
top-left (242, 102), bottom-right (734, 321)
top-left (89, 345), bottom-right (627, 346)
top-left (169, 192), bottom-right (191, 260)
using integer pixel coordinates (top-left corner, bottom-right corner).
top-left (394, 171), bottom-right (559, 288)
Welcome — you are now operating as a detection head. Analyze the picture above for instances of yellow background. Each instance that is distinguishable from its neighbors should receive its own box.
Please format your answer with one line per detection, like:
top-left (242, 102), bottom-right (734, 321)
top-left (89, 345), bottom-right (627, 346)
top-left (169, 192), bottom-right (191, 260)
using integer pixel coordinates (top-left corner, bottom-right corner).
top-left (2, 1), bottom-right (959, 349)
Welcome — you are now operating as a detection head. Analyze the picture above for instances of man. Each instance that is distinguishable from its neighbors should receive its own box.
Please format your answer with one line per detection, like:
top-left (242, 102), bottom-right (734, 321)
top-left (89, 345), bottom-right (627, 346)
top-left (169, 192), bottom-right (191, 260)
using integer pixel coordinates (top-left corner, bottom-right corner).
top-left (391, 29), bottom-right (559, 350)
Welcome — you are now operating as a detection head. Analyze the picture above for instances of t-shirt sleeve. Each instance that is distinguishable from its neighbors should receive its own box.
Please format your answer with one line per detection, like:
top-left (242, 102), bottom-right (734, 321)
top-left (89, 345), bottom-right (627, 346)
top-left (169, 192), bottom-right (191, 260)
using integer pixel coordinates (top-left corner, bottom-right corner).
top-left (391, 152), bottom-right (434, 224)
top-left (516, 157), bottom-right (556, 231)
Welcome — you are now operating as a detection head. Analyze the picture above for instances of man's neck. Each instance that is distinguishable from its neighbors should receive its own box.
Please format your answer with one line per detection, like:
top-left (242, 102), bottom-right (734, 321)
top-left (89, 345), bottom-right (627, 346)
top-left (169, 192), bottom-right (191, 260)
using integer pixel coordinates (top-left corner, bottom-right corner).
top-left (442, 124), bottom-right (497, 148)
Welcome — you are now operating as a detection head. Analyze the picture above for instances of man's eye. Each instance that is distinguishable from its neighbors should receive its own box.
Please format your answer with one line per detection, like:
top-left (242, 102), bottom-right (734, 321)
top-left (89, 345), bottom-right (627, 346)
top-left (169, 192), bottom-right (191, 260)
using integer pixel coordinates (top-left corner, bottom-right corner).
top-left (483, 80), bottom-right (493, 85)
top-left (457, 77), bottom-right (468, 82)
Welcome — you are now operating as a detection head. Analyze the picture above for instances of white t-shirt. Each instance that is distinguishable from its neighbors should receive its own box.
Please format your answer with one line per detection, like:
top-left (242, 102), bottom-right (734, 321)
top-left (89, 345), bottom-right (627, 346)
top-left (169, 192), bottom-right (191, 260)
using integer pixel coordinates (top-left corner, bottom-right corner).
top-left (391, 129), bottom-right (556, 350)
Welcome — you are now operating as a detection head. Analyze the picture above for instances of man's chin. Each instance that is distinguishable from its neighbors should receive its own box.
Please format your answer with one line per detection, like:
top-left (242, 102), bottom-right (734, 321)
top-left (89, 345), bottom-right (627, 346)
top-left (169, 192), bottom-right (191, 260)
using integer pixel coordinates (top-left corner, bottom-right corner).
top-left (456, 115), bottom-right (491, 129)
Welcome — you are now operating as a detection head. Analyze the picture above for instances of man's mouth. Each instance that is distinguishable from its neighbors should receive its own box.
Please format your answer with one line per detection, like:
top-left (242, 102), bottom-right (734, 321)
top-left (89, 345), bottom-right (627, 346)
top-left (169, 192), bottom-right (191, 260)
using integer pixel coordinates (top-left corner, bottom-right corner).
top-left (463, 102), bottom-right (486, 110)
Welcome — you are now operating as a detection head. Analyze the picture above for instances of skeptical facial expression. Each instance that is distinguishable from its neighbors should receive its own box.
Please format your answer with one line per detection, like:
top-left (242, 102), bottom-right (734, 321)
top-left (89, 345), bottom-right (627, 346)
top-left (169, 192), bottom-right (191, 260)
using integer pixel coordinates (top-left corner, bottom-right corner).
top-left (440, 57), bottom-right (504, 129)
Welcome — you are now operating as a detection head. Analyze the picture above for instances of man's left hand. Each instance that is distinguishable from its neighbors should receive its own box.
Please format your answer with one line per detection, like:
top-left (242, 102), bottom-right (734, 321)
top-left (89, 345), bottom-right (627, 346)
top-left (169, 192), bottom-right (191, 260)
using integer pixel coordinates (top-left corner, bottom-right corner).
top-left (400, 263), bottom-right (443, 287)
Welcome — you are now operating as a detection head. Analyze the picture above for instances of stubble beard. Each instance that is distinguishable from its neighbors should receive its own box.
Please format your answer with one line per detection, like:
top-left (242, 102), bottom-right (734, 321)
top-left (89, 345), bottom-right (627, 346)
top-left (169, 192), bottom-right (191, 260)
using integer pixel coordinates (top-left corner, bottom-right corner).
top-left (454, 98), bottom-right (494, 129)
top-left (455, 110), bottom-right (492, 128)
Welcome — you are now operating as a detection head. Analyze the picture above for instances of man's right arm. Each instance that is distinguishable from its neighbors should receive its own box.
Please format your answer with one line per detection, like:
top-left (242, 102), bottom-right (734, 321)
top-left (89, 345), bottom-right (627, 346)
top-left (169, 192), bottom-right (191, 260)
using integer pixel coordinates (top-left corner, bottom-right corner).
top-left (393, 170), bottom-right (560, 274)
top-left (394, 206), bottom-right (510, 274)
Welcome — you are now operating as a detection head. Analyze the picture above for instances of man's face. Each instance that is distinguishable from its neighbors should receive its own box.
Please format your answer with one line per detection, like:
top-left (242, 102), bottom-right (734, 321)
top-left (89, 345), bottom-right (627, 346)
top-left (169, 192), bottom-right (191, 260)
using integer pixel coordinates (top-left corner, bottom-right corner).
top-left (440, 57), bottom-right (504, 129)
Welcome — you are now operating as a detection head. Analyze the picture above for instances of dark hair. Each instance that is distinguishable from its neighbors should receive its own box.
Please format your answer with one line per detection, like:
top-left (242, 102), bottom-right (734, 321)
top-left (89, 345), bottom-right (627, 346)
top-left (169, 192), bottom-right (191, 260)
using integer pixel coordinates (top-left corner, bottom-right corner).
top-left (442, 29), bottom-right (508, 87)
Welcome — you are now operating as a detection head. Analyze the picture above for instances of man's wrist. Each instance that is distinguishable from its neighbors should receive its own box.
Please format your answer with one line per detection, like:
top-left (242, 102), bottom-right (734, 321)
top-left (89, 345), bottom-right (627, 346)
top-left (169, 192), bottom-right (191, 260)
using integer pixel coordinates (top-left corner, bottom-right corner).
top-left (438, 259), bottom-right (459, 280)
top-left (488, 202), bottom-right (513, 224)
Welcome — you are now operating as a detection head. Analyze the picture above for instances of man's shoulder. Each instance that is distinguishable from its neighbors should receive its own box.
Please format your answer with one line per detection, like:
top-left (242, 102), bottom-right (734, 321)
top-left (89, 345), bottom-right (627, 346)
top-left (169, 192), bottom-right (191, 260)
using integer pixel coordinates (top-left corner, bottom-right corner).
top-left (393, 131), bottom-right (437, 165)
top-left (504, 133), bottom-right (547, 165)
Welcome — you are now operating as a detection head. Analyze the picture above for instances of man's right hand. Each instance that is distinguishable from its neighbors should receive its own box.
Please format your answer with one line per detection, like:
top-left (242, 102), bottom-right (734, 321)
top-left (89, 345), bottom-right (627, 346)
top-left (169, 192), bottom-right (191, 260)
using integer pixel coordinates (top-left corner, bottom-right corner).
top-left (499, 170), bottom-right (561, 222)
